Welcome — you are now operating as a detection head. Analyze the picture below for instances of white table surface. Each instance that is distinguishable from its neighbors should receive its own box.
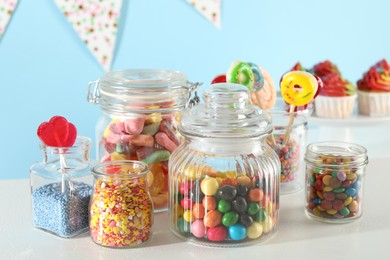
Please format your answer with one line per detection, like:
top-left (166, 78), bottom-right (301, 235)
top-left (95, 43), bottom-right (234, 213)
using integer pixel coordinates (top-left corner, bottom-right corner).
top-left (0, 157), bottom-right (389, 260)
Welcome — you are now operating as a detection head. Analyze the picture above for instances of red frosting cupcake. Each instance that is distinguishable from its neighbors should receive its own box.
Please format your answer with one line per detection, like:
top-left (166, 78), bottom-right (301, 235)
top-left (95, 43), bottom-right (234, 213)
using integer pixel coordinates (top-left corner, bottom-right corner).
top-left (357, 59), bottom-right (390, 116)
top-left (312, 60), bottom-right (356, 119)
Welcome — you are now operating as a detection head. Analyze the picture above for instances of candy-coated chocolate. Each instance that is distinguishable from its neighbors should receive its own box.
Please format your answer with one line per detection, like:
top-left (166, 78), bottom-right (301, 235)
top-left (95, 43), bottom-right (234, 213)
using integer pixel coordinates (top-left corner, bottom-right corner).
top-left (232, 196), bottom-right (247, 213)
top-left (345, 187), bottom-right (357, 197)
top-left (191, 220), bottom-right (206, 238)
top-left (247, 222), bottom-right (263, 239)
top-left (248, 188), bottom-right (264, 202)
top-left (207, 225), bottom-right (228, 241)
top-left (254, 210), bottom-right (267, 222)
top-left (204, 210), bottom-right (222, 228)
top-left (181, 197), bottom-right (193, 210)
top-left (216, 185), bottom-right (237, 201)
top-left (236, 184), bottom-right (249, 197)
top-left (202, 196), bottom-right (217, 211)
top-left (192, 203), bottom-right (205, 219)
top-left (236, 175), bottom-right (251, 187)
top-left (177, 217), bottom-right (191, 233)
top-left (228, 224), bottom-right (247, 240)
top-left (239, 214), bottom-right (254, 227)
top-left (247, 202), bottom-right (260, 216)
top-left (222, 211), bottom-right (239, 227)
top-left (217, 199), bottom-right (231, 213)
top-left (183, 210), bottom-right (193, 223)
top-left (201, 178), bottom-right (219, 196)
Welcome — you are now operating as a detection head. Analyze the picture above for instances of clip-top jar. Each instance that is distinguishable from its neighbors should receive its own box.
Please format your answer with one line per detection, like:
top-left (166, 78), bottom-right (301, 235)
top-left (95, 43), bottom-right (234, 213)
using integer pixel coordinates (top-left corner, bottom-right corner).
top-left (87, 69), bottom-right (198, 211)
top-left (169, 84), bottom-right (280, 247)
top-left (305, 141), bottom-right (368, 223)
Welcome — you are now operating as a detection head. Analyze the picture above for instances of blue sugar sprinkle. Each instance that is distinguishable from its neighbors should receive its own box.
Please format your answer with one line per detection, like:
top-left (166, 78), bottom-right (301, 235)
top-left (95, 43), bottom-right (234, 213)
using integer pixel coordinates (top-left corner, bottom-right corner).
top-left (32, 182), bottom-right (92, 237)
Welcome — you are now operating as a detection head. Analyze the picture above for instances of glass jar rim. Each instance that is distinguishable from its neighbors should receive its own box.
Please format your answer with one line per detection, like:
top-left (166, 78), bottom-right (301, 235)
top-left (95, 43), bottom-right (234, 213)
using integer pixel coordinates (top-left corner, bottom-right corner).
top-left (305, 141), bottom-right (368, 167)
top-left (39, 136), bottom-right (91, 154)
top-left (92, 160), bottom-right (149, 179)
top-left (88, 69), bottom-right (191, 114)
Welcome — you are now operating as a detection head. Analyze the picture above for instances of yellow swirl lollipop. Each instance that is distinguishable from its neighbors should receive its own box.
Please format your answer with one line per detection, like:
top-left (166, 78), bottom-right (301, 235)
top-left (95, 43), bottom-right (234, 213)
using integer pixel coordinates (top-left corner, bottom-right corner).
top-left (280, 71), bottom-right (318, 107)
top-left (280, 71), bottom-right (318, 146)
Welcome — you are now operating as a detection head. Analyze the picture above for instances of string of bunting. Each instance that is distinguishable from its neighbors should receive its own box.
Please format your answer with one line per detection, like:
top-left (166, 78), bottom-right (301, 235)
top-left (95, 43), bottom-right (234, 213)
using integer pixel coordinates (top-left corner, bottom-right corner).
top-left (0, 0), bottom-right (222, 71)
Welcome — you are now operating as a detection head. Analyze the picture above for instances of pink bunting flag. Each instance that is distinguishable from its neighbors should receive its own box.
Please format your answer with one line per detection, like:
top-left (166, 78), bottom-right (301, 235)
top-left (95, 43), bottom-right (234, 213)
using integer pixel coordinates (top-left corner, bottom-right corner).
top-left (187, 0), bottom-right (221, 28)
top-left (55, 0), bottom-right (123, 71)
top-left (0, 0), bottom-right (18, 40)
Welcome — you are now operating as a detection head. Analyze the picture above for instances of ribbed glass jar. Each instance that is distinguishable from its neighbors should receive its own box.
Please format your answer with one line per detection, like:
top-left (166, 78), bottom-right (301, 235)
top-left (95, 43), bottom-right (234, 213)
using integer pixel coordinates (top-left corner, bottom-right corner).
top-left (88, 69), bottom-right (197, 211)
top-left (305, 142), bottom-right (368, 223)
top-left (169, 84), bottom-right (280, 247)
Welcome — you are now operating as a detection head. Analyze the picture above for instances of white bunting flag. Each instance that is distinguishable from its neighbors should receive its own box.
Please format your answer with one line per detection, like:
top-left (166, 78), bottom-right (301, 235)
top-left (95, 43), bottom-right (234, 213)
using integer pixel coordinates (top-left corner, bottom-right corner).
top-left (187, 0), bottom-right (221, 28)
top-left (0, 0), bottom-right (18, 40)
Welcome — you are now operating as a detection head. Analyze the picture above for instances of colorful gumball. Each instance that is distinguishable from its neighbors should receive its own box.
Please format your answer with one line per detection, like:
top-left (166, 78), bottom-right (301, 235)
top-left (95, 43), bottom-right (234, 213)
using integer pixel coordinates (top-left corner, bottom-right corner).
top-left (280, 71), bottom-right (318, 107)
top-left (226, 61), bottom-right (255, 91)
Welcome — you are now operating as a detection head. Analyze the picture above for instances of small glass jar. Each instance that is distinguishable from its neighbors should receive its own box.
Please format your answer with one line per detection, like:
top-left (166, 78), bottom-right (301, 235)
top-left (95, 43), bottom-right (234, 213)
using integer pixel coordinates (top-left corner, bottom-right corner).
top-left (169, 84), bottom-right (280, 247)
top-left (304, 142), bottom-right (368, 223)
top-left (89, 160), bottom-right (153, 248)
top-left (267, 99), bottom-right (309, 194)
top-left (87, 69), bottom-right (198, 211)
top-left (30, 136), bottom-right (93, 238)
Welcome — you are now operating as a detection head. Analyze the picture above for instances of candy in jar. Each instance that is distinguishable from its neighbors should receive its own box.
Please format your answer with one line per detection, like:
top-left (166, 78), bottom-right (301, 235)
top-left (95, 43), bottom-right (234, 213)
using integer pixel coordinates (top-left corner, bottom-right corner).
top-left (87, 69), bottom-right (199, 211)
top-left (30, 116), bottom-right (93, 237)
top-left (304, 142), bottom-right (368, 223)
top-left (169, 83), bottom-right (280, 247)
top-left (89, 160), bottom-right (153, 248)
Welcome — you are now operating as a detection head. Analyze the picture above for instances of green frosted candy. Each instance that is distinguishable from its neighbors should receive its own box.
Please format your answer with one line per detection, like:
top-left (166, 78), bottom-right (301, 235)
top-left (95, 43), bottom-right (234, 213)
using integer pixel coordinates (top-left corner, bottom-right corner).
top-left (333, 188), bottom-right (345, 193)
top-left (218, 199), bottom-right (231, 213)
top-left (339, 207), bottom-right (350, 216)
top-left (141, 122), bottom-right (161, 135)
top-left (142, 150), bottom-right (170, 164)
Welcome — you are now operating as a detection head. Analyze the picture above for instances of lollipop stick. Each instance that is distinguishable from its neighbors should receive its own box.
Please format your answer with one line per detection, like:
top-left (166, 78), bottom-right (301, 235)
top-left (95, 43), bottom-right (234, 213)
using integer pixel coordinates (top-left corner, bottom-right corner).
top-left (59, 149), bottom-right (73, 193)
top-left (282, 105), bottom-right (295, 146)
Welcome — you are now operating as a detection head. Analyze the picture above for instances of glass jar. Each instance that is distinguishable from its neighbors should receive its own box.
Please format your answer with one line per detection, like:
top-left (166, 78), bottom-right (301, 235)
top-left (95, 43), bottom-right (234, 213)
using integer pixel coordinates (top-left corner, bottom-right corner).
top-left (267, 98), bottom-right (310, 194)
top-left (87, 69), bottom-right (198, 211)
top-left (169, 83), bottom-right (280, 247)
top-left (304, 142), bottom-right (368, 223)
top-left (89, 160), bottom-right (153, 248)
top-left (30, 136), bottom-right (93, 238)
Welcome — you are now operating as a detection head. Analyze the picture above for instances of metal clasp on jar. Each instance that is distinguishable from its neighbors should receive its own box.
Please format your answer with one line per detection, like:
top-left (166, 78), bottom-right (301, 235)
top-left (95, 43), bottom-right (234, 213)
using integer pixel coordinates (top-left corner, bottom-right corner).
top-left (87, 80), bottom-right (101, 104)
top-left (186, 81), bottom-right (202, 108)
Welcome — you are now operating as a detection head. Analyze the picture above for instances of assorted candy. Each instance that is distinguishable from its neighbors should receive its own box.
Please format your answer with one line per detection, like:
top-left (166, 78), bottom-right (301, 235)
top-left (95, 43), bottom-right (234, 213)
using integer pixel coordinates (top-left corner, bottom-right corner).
top-left (101, 113), bottom-right (180, 210)
top-left (305, 148), bottom-right (367, 222)
top-left (32, 182), bottom-right (91, 237)
top-left (89, 162), bottom-right (153, 248)
top-left (211, 60), bottom-right (276, 110)
top-left (31, 116), bottom-right (93, 237)
top-left (272, 133), bottom-right (300, 183)
top-left (171, 169), bottom-right (278, 244)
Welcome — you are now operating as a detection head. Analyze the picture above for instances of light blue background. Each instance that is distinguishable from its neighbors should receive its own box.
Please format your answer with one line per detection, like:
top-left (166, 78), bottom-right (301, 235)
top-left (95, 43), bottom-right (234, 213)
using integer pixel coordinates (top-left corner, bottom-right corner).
top-left (1, 0), bottom-right (389, 179)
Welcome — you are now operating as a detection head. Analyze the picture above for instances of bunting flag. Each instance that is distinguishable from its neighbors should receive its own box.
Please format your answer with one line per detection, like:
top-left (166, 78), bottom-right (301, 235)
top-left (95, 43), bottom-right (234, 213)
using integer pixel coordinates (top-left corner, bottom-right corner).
top-left (0, 0), bottom-right (18, 40)
top-left (55, 0), bottom-right (123, 71)
top-left (187, 0), bottom-right (221, 28)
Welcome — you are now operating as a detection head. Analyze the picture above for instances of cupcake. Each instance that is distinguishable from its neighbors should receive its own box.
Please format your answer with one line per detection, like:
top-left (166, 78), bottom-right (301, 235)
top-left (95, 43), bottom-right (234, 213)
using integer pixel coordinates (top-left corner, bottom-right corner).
top-left (312, 60), bottom-right (356, 119)
top-left (357, 59), bottom-right (390, 117)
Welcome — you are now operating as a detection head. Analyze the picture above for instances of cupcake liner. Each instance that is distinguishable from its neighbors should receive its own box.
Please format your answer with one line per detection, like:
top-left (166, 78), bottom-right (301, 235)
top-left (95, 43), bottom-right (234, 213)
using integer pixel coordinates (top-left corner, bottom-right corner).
top-left (314, 95), bottom-right (356, 119)
top-left (358, 90), bottom-right (390, 117)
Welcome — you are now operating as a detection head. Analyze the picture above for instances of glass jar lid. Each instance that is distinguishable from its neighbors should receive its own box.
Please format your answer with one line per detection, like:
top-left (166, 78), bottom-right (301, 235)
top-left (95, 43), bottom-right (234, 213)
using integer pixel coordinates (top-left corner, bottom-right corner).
top-left (88, 69), bottom-right (191, 114)
top-left (179, 83), bottom-right (273, 139)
